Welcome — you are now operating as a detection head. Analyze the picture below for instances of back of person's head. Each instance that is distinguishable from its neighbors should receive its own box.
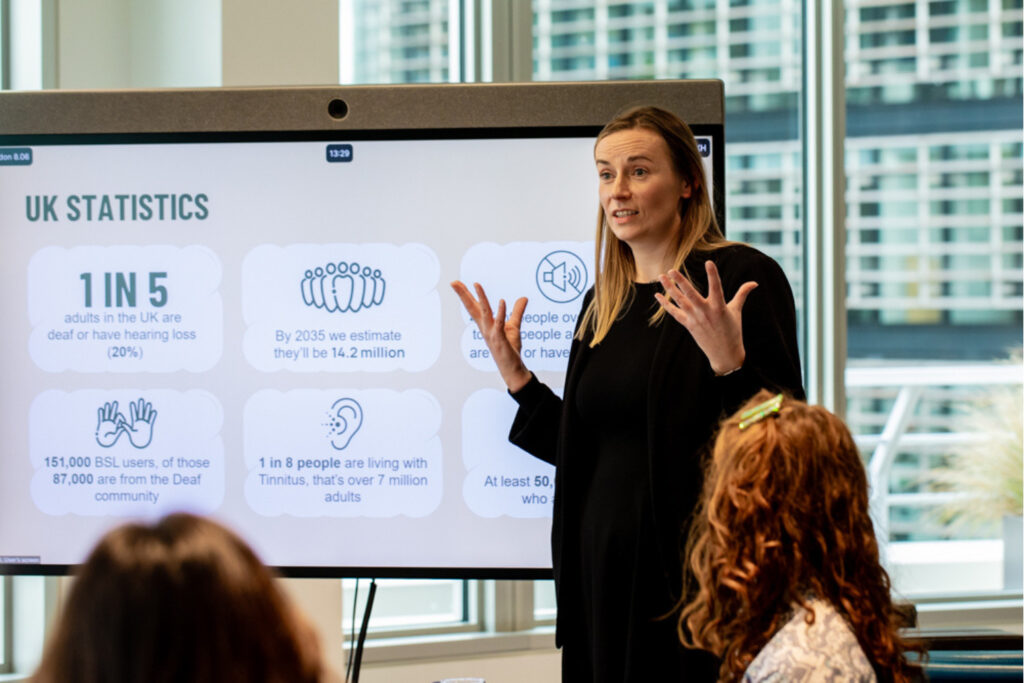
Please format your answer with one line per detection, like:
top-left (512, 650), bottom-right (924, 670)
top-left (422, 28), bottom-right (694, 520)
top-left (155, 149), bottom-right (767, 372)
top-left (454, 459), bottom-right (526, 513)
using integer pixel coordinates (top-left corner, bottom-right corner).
top-left (33, 513), bottom-right (321, 683)
top-left (679, 389), bottom-right (910, 682)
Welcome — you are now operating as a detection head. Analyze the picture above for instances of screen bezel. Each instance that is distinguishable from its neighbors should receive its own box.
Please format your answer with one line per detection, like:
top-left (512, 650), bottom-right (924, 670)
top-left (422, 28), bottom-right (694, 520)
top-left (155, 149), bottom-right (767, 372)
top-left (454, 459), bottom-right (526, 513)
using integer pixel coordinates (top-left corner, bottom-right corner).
top-left (0, 82), bottom-right (724, 579)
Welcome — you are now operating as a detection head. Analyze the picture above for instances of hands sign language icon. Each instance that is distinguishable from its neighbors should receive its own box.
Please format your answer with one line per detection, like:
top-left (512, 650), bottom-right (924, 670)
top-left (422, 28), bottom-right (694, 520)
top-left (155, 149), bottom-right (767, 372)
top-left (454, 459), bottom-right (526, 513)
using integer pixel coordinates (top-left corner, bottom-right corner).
top-left (94, 398), bottom-right (157, 449)
top-left (96, 401), bottom-right (126, 448)
top-left (124, 398), bottom-right (157, 448)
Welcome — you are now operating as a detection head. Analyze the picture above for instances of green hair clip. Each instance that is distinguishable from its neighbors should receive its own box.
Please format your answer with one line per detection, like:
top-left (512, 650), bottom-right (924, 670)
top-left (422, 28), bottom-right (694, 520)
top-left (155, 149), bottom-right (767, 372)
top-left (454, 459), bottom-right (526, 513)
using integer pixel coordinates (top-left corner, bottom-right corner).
top-left (738, 393), bottom-right (783, 430)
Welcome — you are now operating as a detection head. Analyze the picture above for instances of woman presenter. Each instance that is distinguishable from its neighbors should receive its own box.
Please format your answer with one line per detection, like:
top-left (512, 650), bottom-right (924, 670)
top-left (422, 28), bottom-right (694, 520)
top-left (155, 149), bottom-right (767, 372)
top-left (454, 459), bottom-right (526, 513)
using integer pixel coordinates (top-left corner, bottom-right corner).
top-left (452, 105), bottom-right (804, 682)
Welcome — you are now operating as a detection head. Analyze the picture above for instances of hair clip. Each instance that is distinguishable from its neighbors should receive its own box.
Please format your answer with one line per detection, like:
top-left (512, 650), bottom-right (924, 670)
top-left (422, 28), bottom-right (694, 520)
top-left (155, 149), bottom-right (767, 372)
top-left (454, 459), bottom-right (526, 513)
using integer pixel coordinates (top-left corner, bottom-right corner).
top-left (738, 393), bottom-right (783, 430)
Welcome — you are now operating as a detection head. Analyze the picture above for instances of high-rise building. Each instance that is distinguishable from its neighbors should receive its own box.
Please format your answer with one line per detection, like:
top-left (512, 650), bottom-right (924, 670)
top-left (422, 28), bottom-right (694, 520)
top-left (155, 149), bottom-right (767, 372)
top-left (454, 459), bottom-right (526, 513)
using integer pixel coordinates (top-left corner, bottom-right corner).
top-left (350, 0), bottom-right (452, 83)
top-left (346, 0), bottom-right (1023, 541)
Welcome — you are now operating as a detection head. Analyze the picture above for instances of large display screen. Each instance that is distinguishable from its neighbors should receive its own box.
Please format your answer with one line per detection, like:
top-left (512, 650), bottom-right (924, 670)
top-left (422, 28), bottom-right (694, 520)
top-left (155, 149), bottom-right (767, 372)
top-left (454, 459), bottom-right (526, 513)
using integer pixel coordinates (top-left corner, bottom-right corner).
top-left (0, 83), bottom-right (724, 577)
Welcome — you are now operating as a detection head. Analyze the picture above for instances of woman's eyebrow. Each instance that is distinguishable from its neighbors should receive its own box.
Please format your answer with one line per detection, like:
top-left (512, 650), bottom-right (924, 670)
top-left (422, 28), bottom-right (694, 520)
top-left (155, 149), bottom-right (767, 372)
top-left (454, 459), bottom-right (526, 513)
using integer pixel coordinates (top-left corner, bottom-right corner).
top-left (595, 154), bottom-right (654, 164)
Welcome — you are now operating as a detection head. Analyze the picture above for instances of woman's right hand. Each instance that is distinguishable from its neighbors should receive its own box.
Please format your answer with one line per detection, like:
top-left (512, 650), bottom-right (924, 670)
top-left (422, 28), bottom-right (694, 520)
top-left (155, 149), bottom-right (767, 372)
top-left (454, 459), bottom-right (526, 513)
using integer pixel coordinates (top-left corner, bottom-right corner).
top-left (451, 280), bottom-right (532, 393)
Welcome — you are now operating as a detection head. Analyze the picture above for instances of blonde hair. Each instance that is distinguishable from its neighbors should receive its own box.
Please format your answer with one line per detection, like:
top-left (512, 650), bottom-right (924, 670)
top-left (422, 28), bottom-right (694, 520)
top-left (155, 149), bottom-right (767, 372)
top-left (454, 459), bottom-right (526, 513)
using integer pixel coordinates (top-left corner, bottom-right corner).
top-left (578, 105), bottom-right (730, 346)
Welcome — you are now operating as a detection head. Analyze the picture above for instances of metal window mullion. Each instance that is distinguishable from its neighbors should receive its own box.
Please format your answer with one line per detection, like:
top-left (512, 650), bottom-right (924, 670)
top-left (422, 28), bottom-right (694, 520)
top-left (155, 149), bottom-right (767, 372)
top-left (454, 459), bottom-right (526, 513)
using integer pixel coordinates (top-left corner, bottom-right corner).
top-left (40, 0), bottom-right (56, 89)
top-left (1, 0), bottom-right (10, 90)
top-left (802, 0), bottom-right (848, 416)
top-left (462, 0), bottom-right (481, 82)
top-left (488, 580), bottom-right (536, 632)
top-left (488, 0), bottom-right (532, 82)
top-left (0, 577), bottom-right (10, 674)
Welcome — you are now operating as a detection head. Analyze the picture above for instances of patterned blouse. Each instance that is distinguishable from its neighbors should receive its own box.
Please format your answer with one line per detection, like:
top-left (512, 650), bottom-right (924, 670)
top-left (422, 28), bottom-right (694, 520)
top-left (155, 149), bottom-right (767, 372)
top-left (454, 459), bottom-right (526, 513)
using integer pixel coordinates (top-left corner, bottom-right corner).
top-left (743, 598), bottom-right (877, 682)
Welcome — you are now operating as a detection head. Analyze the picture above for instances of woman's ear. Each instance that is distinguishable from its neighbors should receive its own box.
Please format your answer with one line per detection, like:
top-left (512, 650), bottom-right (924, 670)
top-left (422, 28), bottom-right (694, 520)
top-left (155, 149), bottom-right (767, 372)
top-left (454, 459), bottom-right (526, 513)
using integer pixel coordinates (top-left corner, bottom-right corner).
top-left (680, 177), bottom-right (695, 199)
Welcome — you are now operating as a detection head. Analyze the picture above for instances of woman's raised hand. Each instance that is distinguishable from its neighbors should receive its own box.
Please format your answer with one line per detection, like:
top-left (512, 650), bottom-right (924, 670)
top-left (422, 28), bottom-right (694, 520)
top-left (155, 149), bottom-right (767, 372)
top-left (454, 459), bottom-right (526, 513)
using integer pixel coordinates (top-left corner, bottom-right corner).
top-left (654, 260), bottom-right (757, 376)
top-left (451, 281), bottom-right (533, 393)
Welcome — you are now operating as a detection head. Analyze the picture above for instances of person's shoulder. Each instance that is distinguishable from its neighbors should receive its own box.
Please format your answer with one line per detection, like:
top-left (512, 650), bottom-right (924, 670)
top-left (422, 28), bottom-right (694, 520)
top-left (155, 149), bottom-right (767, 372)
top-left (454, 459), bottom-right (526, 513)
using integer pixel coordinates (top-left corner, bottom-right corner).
top-left (710, 242), bottom-right (779, 271)
top-left (698, 242), bottom-right (789, 288)
top-left (742, 599), bottom-right (876, 683)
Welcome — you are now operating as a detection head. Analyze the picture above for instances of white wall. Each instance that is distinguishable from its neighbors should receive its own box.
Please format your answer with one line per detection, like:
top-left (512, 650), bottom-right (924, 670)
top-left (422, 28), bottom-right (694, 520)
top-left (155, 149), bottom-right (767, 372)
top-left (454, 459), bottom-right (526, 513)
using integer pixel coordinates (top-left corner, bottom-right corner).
top-left (55, 0), bottom-right (130, 88)
top-left (46, 0), bottom-right (336, 89)
top-left (55, 0), bottom-right (218, 88)
top-left (130, 0), bottom-right (220, 87)
top-left (221, 0), bottom-right (337, 86)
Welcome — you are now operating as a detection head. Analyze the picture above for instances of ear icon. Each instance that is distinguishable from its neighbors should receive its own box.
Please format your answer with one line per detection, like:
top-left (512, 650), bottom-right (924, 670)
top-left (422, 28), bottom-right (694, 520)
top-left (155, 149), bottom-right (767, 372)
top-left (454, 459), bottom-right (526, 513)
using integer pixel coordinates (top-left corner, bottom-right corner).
top-left (326, 398), bottom-right (363, 450)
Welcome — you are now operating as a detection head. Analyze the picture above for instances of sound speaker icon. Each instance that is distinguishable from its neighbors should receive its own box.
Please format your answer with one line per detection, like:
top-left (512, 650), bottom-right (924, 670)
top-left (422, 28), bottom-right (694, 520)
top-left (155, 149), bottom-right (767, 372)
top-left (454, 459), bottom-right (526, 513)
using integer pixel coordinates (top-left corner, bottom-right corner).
top-left (544, 262), bottom-right (584, 293)
top-left (536, 250), bottom-right (588, 303)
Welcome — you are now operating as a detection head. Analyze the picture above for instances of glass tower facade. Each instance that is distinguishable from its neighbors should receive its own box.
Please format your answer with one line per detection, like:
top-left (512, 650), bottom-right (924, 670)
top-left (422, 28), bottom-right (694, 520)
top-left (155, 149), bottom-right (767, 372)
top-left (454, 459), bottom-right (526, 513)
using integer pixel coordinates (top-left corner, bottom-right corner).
top-left (346, 0), bottom-right (1023, 552)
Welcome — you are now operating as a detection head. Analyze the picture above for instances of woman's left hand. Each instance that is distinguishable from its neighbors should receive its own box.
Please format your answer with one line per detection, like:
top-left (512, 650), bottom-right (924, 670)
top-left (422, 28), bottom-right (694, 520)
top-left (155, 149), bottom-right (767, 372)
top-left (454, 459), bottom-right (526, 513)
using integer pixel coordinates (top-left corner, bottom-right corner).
top-left (655, 260), bottom-right (758, 376)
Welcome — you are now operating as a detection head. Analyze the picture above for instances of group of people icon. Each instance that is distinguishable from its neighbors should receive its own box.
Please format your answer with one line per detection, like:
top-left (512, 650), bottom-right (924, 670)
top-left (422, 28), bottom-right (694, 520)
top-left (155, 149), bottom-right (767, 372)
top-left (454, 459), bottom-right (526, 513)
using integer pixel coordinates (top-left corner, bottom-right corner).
top-left (301, 261), bottom-right (386, 314)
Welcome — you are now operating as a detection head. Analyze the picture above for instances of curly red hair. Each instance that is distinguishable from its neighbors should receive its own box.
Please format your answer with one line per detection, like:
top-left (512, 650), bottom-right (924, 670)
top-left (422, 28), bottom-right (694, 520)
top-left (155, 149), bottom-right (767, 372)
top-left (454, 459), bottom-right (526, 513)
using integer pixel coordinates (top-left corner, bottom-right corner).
top-left (678, 390), bottom-right (912, 682)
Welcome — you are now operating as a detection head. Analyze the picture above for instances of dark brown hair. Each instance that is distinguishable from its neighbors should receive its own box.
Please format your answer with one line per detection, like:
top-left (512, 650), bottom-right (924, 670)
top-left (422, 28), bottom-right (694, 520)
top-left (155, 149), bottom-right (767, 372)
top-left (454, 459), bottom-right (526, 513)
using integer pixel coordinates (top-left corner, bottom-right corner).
top-left (679, 390), bottom-right (912, 682)
top-left (33, 513), bottom-right (322, 683)
top-left (579, 104), bottom-right (730, 345)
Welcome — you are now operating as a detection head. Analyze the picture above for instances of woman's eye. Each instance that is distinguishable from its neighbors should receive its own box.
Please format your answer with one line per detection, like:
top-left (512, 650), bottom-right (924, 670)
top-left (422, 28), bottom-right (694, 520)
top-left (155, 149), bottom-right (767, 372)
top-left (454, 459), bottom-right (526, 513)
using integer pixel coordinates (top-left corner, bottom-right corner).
top-left (598, 171), bottom-right (613, 181)
top-left (633, 168), bottom-right (648, 177)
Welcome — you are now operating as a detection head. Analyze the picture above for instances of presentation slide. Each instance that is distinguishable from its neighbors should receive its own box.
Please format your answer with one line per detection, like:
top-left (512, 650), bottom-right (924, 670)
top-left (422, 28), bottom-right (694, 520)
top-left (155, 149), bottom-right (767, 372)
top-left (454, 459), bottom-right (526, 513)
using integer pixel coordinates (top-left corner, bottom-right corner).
top-left (0, 132), bottom-right (714, 573)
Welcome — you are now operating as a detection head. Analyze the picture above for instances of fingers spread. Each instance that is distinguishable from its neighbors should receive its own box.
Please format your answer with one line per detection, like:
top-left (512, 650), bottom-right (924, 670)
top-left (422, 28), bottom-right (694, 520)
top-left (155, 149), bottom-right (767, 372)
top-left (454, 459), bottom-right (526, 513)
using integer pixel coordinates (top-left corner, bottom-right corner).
top-left (669, 270), bottom-right (702, 303)
top-left (730, 281), bottom-right (759, 310)
top-left (509, 297), bottom-right (528, 325)
top-left (474, 282), bottom-right (494, 320)
top-left (654, 292), bottom-right (688, 326)
top-left (450, 281), bottom-right (481, 316)
top-left (496, 298), bottom-right (507, 327)
top-left (705, 260), bottom-right (724, 303)
top-left (659, 271), bottom-right (697, 313)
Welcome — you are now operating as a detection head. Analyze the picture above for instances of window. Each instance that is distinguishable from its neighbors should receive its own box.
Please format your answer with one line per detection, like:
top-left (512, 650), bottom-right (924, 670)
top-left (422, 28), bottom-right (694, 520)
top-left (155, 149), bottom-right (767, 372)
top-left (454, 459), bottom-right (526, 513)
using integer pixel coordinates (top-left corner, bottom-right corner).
top-left (860, 4), bottom-right (915, 21)
top-left (552, 31), bottom-right (594, 47)
top-left (609, 3), bottom-right (655, 18)
top-left (535, 0), bottom-right (805, 282)
top-left (342, 0), bottom-right (455, 84)
top-left (845, 0), bottom-right (1023, 597)
top-left (552, 8), bottom-right (595, 23)
top-left (342, 579), bottom-right (482, 637)
top-left (534, 579), bottom-right (556, 622)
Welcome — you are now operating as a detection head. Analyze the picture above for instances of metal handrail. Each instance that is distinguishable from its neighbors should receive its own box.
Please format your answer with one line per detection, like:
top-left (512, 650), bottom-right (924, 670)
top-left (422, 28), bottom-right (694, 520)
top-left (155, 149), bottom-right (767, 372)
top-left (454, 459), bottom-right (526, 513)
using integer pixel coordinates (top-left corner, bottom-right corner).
top-left (846, 362), bottom-right (1023, 548)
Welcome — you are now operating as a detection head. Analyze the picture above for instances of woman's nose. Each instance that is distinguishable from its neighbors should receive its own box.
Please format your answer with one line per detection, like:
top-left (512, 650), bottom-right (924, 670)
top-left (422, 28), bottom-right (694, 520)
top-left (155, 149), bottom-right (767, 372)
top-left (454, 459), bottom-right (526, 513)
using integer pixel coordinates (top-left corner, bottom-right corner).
top-left (611, 176), bottom-right (630, 197)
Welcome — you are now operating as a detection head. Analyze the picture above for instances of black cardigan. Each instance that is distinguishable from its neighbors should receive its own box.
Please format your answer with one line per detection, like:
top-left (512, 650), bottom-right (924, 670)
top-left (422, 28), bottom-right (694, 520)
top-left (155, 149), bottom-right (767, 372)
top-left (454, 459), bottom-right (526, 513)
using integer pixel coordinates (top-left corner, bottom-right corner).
top-left (509, 243), bottom-right (805, 650)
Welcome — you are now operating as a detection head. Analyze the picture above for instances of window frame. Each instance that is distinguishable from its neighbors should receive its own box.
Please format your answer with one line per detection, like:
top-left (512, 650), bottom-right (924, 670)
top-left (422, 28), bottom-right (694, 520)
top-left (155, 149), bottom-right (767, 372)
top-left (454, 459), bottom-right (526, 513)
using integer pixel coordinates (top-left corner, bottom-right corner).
top-left (1, 0), bottom-right (9, 90)
top-left (0, 576), bottom-right (11, 674)
top-left (342, 578), bottom-right (486, 640)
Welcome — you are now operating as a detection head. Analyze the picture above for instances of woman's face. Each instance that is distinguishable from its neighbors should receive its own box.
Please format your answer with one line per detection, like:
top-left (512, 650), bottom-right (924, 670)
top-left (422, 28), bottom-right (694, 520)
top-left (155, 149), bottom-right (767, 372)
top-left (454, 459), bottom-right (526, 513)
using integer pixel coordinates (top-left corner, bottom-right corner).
top-left (594, 127), bottom-right (692, 255)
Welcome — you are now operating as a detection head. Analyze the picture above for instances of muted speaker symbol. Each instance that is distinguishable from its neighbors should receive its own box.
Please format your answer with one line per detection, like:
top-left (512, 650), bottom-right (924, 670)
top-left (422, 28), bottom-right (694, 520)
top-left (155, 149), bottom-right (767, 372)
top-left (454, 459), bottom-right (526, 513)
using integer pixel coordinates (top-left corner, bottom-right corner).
top-left (536, 251), bottom-right (587, 303)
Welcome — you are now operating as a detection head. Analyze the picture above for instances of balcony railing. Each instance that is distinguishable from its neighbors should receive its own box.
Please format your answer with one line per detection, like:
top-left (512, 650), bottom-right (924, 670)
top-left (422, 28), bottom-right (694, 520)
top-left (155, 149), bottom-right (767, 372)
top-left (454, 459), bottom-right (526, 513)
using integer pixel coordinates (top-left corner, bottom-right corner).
top-left (848, 362), bottom-right (1023, 544)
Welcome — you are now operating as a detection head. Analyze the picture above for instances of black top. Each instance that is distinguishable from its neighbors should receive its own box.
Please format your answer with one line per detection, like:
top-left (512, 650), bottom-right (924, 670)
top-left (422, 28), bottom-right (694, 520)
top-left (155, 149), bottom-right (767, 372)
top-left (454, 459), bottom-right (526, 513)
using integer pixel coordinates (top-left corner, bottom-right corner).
top-left (509, 244), bottom-right (805, 683)
top-left (572, 282), bottom-right (686, 681)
